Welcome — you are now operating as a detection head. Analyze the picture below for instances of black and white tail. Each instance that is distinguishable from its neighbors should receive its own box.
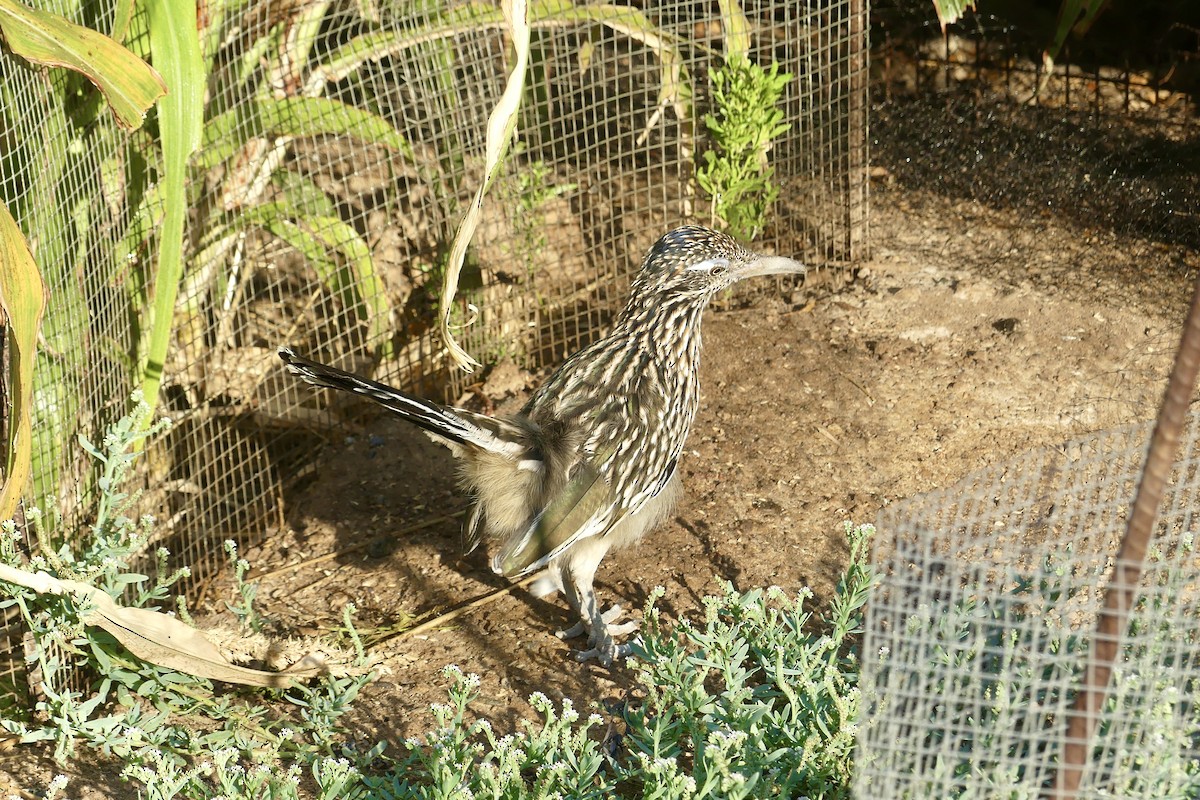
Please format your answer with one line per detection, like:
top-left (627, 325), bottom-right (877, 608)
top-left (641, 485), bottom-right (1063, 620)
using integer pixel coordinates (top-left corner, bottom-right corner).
top-left (278, 347), bottom-right (525, 458)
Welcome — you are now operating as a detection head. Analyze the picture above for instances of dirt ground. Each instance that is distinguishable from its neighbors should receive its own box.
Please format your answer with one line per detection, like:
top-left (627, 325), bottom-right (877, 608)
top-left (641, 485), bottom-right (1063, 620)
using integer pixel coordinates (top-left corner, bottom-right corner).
top-left (246, 162), bottom-right (1196, 749)
top-left (5, 92), bottom-right (1198, 795)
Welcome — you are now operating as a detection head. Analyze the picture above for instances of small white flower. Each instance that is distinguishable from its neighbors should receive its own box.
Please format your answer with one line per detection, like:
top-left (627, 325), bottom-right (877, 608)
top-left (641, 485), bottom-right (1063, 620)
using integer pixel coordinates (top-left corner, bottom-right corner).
top-left (560, 698), bottom-right (578, 722)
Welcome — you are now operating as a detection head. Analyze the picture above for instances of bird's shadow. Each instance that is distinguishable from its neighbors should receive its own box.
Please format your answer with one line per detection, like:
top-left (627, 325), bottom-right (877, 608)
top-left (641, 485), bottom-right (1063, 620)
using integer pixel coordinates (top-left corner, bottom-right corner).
top-left (676, 515), bottom-right (743, 588)
top-left (269, 414), bottom-right (642, 716)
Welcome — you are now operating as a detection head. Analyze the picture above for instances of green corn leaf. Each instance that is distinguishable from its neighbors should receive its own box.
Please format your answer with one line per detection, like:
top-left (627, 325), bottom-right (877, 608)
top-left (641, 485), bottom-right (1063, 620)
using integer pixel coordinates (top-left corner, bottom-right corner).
top-left (0, 0), bottom-right (165, 129)
top-left (931, 0), bottom-right (976, 28)
top-left (0, 199), bottom-right (47, 520)
top-left (228, 206), bottom-right (393, 357)
top-left (114, 179), bottom-right (165, 284)
top-left (1046, 0), bottom-right (1110, 63)
top-left (302, 215), bottom-right (392, 356)
top-left (110, 0), bottom-right (134, 41)
top-left (249, 217), bottom-right (338, 283)
top-left (270, 169), bottom-right (341, 221)
top-left (139, 0), bottom-right (202, 413)
top-left (198, 97), bottom-right (414, 170)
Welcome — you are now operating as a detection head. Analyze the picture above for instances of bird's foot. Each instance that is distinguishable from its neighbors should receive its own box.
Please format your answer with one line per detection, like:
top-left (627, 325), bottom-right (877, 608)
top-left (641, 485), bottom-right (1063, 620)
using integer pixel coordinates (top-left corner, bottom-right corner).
top-left (557, 605), bottom-right (640, 667)
top-left (572, 634), bottom-right (637, 667)
top-left (556, 605), bottom-right (638, 640)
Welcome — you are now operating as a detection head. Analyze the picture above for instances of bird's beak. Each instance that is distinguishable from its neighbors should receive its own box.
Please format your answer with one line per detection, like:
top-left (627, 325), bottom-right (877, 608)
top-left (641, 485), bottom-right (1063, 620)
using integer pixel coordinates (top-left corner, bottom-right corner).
top-left (736, 254), bottom-right (806, 280)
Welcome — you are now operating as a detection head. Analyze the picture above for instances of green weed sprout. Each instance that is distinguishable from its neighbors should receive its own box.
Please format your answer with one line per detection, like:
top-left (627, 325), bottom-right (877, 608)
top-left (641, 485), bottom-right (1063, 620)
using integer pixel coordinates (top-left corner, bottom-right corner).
top-left (697, 56), bottom-right (793, 241)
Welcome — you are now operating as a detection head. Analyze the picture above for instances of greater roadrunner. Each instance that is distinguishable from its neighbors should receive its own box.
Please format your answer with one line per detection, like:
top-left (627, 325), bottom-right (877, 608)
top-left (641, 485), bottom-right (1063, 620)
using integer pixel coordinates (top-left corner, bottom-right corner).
top-left (279, 226), bottom-right (804, 665)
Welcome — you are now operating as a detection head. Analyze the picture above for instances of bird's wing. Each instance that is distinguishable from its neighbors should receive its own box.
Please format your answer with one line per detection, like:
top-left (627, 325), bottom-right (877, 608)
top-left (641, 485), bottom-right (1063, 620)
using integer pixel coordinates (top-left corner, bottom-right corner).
top-left (492, 358), bottom-right (685, 577)
top-left (491, 457), bottom-right (611, 576)
top-left (491, 438), bottom-right (679, 578)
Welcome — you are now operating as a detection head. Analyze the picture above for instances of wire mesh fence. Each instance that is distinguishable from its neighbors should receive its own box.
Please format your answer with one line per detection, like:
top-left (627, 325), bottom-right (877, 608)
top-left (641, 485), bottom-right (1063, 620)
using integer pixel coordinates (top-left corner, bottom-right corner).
top-left (873, 0), bottom-right (1200, 120)
top-left (0, 0), bottom-right (869, 704)
top-left (858, 411), bottom-right (1200, 799)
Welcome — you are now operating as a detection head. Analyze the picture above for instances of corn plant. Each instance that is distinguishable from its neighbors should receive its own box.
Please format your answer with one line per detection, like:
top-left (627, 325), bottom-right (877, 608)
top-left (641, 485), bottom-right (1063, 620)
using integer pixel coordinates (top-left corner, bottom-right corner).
top-left (0, 0), bottom-right (169, 526)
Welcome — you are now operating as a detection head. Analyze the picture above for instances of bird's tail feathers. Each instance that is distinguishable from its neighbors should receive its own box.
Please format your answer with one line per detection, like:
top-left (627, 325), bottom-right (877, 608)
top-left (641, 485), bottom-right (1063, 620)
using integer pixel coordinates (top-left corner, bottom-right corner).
top-left (278, 347), bottom-right (521, 457)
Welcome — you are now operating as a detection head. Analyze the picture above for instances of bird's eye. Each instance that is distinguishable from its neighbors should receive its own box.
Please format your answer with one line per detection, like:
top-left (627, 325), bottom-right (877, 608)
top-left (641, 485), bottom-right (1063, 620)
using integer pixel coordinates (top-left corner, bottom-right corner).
top-left (688, 257), bottom-right (730, 276)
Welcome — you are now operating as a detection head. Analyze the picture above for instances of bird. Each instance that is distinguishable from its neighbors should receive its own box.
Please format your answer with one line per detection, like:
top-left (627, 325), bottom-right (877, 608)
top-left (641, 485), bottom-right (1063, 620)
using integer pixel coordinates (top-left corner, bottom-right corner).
top-left (278, 225), bottom-right (805, 665)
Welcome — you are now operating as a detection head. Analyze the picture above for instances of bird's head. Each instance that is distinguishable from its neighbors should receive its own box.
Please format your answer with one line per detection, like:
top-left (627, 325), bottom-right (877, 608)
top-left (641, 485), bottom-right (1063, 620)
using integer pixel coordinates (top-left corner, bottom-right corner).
top-left (629, 225), bottom-right (806, 302)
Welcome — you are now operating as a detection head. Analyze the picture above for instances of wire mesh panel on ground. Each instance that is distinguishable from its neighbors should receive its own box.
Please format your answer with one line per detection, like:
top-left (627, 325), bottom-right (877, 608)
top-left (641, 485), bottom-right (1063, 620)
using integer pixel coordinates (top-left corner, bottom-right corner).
top-left (857, 412), bottom-right (1200, 798)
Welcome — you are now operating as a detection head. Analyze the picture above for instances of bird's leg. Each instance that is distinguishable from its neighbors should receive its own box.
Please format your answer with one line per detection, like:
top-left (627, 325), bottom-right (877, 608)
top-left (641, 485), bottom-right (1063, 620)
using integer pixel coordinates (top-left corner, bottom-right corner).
top-left (551, 540), bottom-right (637, 666)
top-left (556, 484), bottom-right (677, 649)
top-left (569, 582), bottom-right (637, 667)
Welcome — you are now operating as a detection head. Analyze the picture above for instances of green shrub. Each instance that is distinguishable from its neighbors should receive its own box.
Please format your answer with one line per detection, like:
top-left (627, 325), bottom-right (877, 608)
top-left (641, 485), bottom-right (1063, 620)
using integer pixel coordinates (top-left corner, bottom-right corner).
top-left (622, 523), bottom-right (870, 799)
top-left (696, 56), bottom-right (793, 241)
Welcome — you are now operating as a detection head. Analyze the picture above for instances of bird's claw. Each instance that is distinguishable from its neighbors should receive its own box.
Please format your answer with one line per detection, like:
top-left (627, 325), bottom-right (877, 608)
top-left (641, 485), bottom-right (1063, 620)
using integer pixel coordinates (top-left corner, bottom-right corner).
top-left (573, 636), bottom-right (638, 667)
top-left (556, 620), bottom-right (586, 639)
top-left (606, 618), bottom-right (640, 638)
top-left (556, 605), bottom-right (637, 640)
top-left (556, 605), bottom-right (640, 667)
